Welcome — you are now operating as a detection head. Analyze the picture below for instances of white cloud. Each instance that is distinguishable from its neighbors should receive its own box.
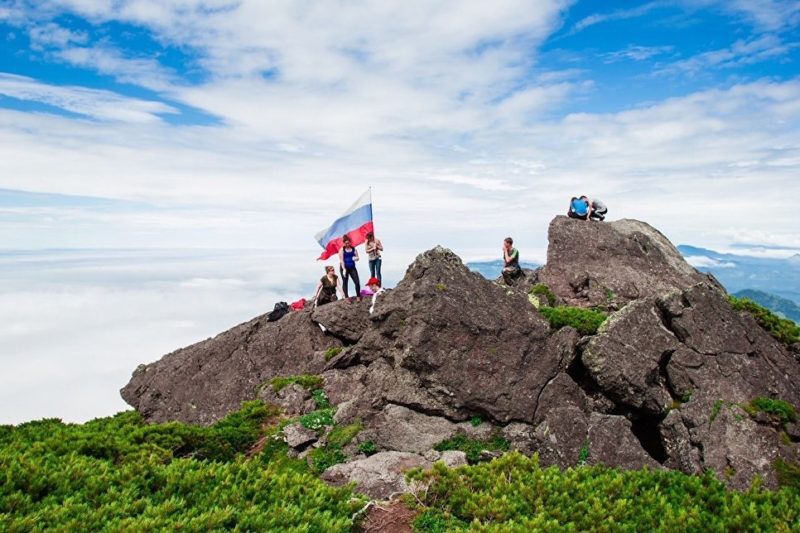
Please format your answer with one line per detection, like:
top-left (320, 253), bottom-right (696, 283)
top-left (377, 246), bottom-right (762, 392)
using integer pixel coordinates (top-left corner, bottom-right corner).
top-left (0, 73), bottom-right (178, 122)
top-left (655, 35), bottom-right (797, 77)
top-left (684, 255), bottom-right (736, 268)
top-left (602, 45), bottom-right (674, 63)
top-left (28, 21), bottom-right (88, 49)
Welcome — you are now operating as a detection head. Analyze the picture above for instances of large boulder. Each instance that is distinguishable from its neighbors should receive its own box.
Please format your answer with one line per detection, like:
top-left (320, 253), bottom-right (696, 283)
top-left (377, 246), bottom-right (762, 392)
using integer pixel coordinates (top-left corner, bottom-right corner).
top-left (120, 308), bottom-right (342, 424)
top-left (582, 283), bottom-right (800, 488)
top-left (537, 216), bottom-right (712, 308)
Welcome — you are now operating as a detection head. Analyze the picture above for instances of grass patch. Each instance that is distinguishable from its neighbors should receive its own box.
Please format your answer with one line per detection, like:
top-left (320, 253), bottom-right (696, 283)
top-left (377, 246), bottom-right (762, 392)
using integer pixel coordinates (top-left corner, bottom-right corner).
top-left (577, 440), bottom-right (590, 466)
top-left (539, 306), bottom-right (608, 336)
top-left (358, 440), bottom-right (377, 456)
top-left (728, 296), bottom-right (800, 346)
top-left (270, 374), bottom-right (324, 393)
top-left (308, 446), bottom-right (346, 475)
top-left (299, 409), bottom-right (335, 431)
top-left (775, 459), bottom-right (800, 490)
top-left (434, 433), bottom-right (509, 464)
top-left (469, 416), bottom-right (483, 427)
top-left (326, 421), bottom-right (362, 448)
top-left (745, 397), bottom-right (797, 425)
top-left (311, 389), bottom-right (331, 409)
top-left (435, 283), bottom-right (447, 292)
top-left (529, 283), bottom-right (557, 307)
top-left (324, 346), bottom-right (343, 361)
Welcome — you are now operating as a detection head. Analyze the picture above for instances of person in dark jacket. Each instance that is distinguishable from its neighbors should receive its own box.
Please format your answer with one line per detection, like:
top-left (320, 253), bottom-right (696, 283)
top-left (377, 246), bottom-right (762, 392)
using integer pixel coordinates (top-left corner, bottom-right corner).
top-left (502, 237), bottom-right (522, 285)
top-left (313, 265), bottom-right (343, 307)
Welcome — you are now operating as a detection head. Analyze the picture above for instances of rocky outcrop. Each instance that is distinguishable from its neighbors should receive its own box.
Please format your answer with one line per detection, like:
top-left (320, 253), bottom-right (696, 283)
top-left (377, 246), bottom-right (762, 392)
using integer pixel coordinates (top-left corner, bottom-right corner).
top-left (121, 216), bottom-right (800, 490)
top-left (538, 216), bottom-right (714, 309)
top-left (120, 309), bottom-right (342, 424)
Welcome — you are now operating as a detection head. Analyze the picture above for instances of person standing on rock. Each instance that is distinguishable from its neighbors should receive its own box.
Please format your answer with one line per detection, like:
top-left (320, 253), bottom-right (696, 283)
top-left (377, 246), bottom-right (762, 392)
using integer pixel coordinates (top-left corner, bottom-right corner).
top-left (365, 231), bottom-right (384, 285)
top-left (313, 265), bottom-right (344, 308)
top-left (339, 235), bottom-right (361, 298)
top-left (502, 237), bottom-right (522, 285)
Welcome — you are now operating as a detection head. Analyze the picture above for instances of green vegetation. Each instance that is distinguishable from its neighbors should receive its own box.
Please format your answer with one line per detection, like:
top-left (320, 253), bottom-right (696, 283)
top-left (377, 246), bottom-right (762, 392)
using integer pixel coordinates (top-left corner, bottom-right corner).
top-left (745, 397), bottom-right (797, 425)
top-left (324, 346), bottom-right (343, 361)
top-left (270, 374), bottom-right (324, 393)
top-left (299, 409), bottom-right (335, 431)
top-left (539, 305), bottom-right (608, 336)
top-left (529, 283), bottom-right (557, 307)
top-left (311, 388), bottom-right (331, 409)
top-left (0, 402), bottom-right (363, 531)
top-left (728, 295), bottom-right (800, 346)
top-left (358, 440), bottom-right (377, 456)
top-left (469, 416), bottom-right (483, 427)
top-left (435, 283), bottom-right (448, 292)
top-left (307, 421), bottom-right (362, 474)
top-left (775, 459), bottom-right (800, 490)
top-left (577, 440), bottom-right (590, 466)
top-left (434, 433), bottom-right (509, 464)
top-left (734, 289), bottom-right (800, 324)
top-left (710, 399), bottom-right (725, 423)
top-left (410, 452), bottom-right (800, 531)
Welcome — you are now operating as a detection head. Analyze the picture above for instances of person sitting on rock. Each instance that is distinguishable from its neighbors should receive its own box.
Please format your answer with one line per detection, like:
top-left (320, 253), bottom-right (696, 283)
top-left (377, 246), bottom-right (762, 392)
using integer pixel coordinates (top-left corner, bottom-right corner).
top-left (582, 195), bottom-right (607, 221)
top-left (313, 265), bottom-right (344, 308)
top-left (502, 237), bottom-right (522, 285)
top-left (339, 235), bottom-right (361, 298)
top-left (568, 196), bottom-right (590, 220)
top-left (364, 277), bottom-right (385, 314)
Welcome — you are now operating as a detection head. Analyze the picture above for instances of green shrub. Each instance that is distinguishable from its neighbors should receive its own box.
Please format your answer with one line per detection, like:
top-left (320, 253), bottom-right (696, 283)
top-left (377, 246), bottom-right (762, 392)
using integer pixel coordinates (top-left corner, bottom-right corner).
top-left (775, 459), bottom-right (800, 490)
top-left (358, 441), bottom-right (377, 456)
top-left (434, 434), bottom-right (509, 464)
top-left (469, 416), bottom-right (483, 427)
top-left (529, 284), bottom-right (557, 307)
top-left (299, 409), bottom-right (335, 431)
top-left (746, 397), bottom-right (797, 424)
top-left (270, 374), bottom-right (324, 393)
top-left (324, 347), bottom-right (343, 361)
top-left (311, 389), bottom-right (331, 409)
top-left (308, 447), bottom-right (346, 475)
top-left (728, 296), bottom-right (800, 346)
top-left (411, 452), bottom-right (800, 531)
top-left (539, 306), bottom-right (608, 336)
top-left (326, 422), bottom-right (362, 448)
top-left (0, 403), bottom-right (364, 531)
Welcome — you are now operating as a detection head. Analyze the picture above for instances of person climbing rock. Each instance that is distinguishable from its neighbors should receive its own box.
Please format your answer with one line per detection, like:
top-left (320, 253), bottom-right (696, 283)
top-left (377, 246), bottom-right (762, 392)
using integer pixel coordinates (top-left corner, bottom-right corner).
top-left (339, 235), bottom-right (361, 298)
top-left (364, 277), bottom-right (385, 314)
top-left (502, 237), bottom-right (522, 285)
top-left (365, 231), bottom-right (384, 285)
top-left (313, 265), bottom-right (343, 308)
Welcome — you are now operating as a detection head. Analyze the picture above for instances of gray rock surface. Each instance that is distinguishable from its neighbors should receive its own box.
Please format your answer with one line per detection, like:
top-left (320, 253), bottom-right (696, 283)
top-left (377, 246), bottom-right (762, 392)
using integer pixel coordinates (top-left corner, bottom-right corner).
top-left (283, 423), bottom-right (318, 449)
top-left (320, 451), bottom-right (429, 499)
top-left (538, 216), bottom-right (712, 308)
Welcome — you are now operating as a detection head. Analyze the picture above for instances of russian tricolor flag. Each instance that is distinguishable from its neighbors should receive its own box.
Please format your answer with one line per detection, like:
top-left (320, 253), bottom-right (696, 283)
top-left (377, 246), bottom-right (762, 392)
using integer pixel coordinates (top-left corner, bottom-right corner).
top-left (315, 189), bottom-right (374, 260)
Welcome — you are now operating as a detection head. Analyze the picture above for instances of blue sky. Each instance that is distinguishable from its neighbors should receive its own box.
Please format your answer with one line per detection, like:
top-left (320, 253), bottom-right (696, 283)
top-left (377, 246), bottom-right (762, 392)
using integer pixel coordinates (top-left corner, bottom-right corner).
top-left (0, 0), bottom-right (799, 257)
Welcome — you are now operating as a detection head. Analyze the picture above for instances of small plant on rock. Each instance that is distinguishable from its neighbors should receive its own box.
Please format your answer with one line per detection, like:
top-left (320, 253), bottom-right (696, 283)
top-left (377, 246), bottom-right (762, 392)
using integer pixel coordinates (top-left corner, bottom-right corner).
top-left (539, 306), bottom-right (608, 336)
top-left (358, 440), bottom-right (377, 456)
top-left (728, 296), bottom-right (800, 346)
top-left (270, 374), bottom-right (324, 393)
top-left (530, 284), bottom-right (557, 307)
top-left (746, 397), bottom-right (797, 425)
top-left (324, 346), bottom-right (343, 361)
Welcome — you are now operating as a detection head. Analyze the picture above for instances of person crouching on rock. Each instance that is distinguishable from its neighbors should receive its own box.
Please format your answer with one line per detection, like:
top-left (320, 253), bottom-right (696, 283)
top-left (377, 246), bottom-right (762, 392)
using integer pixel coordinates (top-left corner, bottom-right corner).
top-left (568, 196), bottom-right (590, 220)
top-left (314, 265), bottom-right (344, 308)
top-left (364, 277), bottom-right (385, 314)
top-left (339, 235), bottom-right (361, 298)
top-left (502, 237), bottom-right (522, 285)
top-left (582, 195), bottom-right (607, 221)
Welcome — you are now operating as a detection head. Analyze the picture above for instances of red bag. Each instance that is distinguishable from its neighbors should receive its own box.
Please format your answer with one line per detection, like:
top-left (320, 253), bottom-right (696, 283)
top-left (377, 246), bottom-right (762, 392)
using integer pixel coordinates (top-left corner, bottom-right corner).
top-left (290, 298), bottom-right (307, 311)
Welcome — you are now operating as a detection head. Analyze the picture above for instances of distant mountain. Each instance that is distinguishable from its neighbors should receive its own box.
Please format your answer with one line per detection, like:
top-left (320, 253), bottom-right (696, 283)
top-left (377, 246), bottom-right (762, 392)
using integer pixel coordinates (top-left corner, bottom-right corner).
top-left (467, 259), bottom-right (540, 279)
top-left (733, 289), bottom-right (800, 323)
top-left (677, 245), bottom-right (800, 305)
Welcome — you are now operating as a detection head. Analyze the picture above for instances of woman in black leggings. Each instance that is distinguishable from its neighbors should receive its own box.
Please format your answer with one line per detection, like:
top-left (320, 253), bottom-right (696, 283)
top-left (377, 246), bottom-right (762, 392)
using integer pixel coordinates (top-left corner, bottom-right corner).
top-left (338, 235), bottom-right (360, 297)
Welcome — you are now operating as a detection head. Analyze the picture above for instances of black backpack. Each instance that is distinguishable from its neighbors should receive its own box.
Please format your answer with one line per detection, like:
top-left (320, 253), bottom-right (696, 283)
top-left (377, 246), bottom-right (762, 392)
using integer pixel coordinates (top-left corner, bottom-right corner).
top-left (267, 301), bottom-right (290, 322)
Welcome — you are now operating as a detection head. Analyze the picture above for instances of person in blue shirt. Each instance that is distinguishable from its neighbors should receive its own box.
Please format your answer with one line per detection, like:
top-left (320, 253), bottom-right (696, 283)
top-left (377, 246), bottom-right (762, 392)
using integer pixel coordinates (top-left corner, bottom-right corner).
top-left (338, 235), bottom-right (361, 298)
top-left (568, 196), bottom-right (590, 220)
